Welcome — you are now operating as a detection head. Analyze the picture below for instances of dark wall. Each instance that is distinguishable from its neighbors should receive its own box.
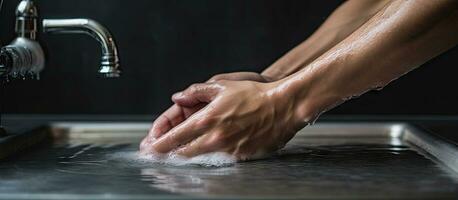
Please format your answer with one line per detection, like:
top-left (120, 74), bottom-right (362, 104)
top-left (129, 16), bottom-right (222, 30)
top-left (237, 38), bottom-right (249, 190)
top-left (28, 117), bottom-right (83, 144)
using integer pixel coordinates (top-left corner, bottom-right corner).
top-left (1, 0), bottom-right (457, 115)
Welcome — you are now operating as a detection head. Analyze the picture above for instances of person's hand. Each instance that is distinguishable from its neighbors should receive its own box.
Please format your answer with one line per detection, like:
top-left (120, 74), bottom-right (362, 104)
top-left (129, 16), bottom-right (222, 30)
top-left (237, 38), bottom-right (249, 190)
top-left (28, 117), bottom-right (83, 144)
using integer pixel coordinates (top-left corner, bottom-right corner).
top-left (139, 80), bottom-right (311, 160)
top-left (141, 71), bottom-right (275, 144)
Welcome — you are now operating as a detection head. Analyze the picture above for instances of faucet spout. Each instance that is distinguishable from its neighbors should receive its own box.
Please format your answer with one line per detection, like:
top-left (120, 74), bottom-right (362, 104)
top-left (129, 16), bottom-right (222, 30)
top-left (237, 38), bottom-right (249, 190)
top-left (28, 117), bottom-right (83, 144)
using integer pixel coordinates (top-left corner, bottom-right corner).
top-left (42, 18), bottom-right (121, 77)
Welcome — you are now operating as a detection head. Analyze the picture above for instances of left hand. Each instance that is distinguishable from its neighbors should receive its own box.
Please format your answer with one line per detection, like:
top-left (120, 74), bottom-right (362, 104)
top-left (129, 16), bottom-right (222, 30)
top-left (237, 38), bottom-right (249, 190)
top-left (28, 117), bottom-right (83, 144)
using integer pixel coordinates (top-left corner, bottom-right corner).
top-left (139, 80), bottom-right (309, 161)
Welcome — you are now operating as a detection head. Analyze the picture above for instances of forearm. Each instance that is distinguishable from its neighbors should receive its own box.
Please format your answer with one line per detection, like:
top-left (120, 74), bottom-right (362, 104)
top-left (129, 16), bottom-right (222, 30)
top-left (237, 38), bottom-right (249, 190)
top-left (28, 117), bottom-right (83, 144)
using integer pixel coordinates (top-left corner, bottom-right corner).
top-left (262, 0), bottom-right (389, 80)
top-left (277, 0), bottom-right (458, 122)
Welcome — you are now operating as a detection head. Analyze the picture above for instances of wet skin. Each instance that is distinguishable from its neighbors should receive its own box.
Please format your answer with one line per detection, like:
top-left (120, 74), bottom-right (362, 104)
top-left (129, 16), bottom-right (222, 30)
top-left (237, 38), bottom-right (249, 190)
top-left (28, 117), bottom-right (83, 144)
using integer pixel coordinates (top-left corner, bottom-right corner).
top-left (140, 0), bottom-right (458, 160)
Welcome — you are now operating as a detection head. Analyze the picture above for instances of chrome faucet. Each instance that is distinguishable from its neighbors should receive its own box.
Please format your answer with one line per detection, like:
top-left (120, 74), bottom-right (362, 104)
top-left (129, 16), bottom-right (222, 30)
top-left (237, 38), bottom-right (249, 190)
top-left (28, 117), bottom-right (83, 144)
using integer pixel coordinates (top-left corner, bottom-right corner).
top-left (42, 19), bottom-right (121, 78)
top-left (0, 0), bottom-right (121, 79)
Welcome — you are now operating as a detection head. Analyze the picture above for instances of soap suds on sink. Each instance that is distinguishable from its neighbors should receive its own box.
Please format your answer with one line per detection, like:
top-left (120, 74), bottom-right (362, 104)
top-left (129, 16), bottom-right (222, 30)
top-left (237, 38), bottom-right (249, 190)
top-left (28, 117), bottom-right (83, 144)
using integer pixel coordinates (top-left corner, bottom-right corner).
top-left (108, 143), bottom-right (311, 168)
top-left (109, 151), bottom-right (237, 167)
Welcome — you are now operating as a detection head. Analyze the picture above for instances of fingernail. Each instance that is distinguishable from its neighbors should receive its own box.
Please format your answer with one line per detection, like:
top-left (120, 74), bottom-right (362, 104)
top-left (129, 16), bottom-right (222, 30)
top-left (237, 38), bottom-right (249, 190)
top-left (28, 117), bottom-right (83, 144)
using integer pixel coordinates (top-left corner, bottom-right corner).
top-left (172, 92), bottom-right (182, 99)
top-left (151, 130), bottom-right (160, 139)
top-left (149, 126), bottom-right (160, 139)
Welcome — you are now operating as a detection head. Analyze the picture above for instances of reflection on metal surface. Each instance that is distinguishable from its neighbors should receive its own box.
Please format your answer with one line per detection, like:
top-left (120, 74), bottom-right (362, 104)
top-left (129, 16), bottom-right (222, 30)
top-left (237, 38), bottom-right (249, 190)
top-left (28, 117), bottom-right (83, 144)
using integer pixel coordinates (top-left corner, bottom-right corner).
top-left (0, 122), bottom-right (457, 199)
top-left (141, 167), bottom-right (238, 194)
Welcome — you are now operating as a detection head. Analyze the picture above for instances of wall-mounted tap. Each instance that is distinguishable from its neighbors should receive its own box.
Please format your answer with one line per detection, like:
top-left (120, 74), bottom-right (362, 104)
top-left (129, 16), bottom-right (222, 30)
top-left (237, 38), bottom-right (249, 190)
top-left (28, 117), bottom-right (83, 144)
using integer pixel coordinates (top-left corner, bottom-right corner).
top-left (0, 0), bottom-right (121, 79)
top-left (42, 19), bottom-right (121, 78)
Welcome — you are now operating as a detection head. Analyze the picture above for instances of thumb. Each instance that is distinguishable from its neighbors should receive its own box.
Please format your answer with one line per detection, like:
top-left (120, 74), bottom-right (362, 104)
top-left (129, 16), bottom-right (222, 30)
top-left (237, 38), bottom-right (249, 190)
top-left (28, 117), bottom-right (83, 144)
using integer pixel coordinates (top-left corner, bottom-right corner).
top-left (172, 83), bottom-right (220, 107)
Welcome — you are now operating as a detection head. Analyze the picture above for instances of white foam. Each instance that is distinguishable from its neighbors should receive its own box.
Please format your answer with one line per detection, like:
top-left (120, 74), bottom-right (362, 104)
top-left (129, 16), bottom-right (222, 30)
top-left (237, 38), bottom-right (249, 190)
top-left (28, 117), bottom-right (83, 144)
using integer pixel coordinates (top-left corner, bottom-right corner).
top-left (109, 144), bottom-right (313, 168)
top-left (110, 151), bottom-right (236, 167)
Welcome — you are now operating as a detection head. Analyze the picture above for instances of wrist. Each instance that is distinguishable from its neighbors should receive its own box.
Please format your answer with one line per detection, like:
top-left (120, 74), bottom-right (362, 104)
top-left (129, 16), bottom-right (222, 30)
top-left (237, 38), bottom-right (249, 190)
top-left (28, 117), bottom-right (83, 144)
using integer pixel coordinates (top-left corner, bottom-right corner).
top-left (263, 77), bottom-right (316, 126)
top-left (270, 65), bottom-right (343, 125)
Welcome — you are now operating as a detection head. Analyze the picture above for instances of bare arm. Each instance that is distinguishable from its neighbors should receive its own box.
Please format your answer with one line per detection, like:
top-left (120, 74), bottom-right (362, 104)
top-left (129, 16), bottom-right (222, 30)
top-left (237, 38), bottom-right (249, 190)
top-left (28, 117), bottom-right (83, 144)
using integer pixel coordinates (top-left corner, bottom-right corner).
top-left (144, 0), bottom-right (391, 141)
top-left (261, 0), bottom-right (390, 80)
top-left (209, 0), bottom-right (390, 82)
top-left (142, 0), bottom-right (458, 160)
top-left (284, 0), bottom-right (458, 122)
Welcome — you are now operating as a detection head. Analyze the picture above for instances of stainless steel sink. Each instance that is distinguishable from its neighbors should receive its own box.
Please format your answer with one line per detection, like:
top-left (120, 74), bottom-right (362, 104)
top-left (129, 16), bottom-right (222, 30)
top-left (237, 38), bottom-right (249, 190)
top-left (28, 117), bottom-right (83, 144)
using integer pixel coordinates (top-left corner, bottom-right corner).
top-left (0, 122), bottom-right (457, 199)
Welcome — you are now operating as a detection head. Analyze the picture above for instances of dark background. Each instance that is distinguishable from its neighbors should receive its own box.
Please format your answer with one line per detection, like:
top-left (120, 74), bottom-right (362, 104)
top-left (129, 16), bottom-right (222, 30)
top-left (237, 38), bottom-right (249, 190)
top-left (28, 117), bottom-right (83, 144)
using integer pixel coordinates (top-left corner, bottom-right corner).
top-left (0, 0), bottom-right (457, 115)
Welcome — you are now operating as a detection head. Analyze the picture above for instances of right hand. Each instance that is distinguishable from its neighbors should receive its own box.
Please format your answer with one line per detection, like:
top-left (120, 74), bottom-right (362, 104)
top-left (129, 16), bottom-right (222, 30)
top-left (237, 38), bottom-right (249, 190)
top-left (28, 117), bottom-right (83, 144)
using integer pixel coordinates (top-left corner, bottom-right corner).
top-left (143, 72), bottom-right (275, 142)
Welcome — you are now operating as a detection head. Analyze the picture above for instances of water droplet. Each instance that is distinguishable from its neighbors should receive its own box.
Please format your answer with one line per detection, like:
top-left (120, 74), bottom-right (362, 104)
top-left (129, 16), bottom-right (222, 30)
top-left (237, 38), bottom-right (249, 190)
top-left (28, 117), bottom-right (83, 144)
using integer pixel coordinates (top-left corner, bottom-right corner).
top-left (372, 85), bottom-right (384, 91)
top-left (307, 118), bottom-right (318, 126)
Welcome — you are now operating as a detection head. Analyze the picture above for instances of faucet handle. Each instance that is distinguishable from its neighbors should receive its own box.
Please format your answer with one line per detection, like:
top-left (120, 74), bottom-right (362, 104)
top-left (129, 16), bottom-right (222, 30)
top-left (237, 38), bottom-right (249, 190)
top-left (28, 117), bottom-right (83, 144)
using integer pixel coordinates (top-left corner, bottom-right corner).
top-left (15, 0), bottom-right (39, 40)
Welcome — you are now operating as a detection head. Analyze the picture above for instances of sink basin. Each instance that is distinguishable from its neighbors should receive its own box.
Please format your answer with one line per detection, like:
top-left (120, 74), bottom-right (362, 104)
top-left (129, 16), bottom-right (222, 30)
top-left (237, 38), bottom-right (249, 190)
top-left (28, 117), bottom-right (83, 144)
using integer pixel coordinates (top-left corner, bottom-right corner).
top-left (0, 122), bottom-right (457, 199)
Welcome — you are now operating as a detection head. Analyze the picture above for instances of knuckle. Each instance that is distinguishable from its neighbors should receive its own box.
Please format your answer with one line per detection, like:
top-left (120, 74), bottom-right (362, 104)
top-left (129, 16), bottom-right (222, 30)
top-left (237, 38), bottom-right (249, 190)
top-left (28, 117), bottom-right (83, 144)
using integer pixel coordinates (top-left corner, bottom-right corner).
top-left (186, 83), bottom-right (209, 94)
top-left (195, 116), bottom-right (214, 128)
top-left (187, 83), bottom-right (199, 92)
top-left (208, 130), bottom-right (228, 147)
top-left (182, 84), bottom-right (199, 96)
top-left (214, 80), bottom-right (229, 87)
top-left (210, 74), bottom-right (224, 81)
